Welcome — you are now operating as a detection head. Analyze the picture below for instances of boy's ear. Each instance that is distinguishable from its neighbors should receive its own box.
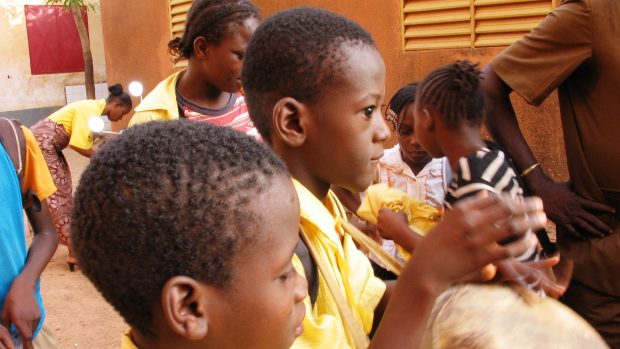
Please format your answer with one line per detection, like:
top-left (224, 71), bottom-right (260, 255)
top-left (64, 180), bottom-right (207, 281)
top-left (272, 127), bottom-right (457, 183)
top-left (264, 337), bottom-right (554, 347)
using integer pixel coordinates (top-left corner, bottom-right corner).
top-left (161, 276), bottom-right (210, 341)
top-left (272, 97), bottom-right (309, 147)
top-left (193, 37), bottom-right (209, 59)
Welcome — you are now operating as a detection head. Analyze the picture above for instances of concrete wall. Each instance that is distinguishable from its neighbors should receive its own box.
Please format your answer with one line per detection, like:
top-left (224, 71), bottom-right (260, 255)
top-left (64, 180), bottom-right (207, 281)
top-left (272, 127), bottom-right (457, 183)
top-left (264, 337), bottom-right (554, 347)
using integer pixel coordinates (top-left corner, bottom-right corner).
top-left (99, 0), bottom-right (568, 180)
top-left (99, 0), bottom-right (174, 130)
top-left (0, 0), bottom-right (107, 118)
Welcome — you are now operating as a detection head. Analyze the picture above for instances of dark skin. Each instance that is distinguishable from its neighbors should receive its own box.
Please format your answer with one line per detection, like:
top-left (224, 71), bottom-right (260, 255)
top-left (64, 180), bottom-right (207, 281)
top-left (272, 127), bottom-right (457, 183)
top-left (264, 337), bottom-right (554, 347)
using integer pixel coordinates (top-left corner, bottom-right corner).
top-left (411, 100), bottom-right (568, 296)
top-left (376, 208), bottom-right (423, 253)
top-left (481, 65), bottom-right (616, 239)
top-left (266, 44), bottom-right (547, 347)
top-left (1, 201), bottom-right (58, 349)
top-left (396, 103), bottom-right (433, 175)
top-left (69, 99), bottom-right (130, 159)
top-left (176, 18), bottom-right (258, 111)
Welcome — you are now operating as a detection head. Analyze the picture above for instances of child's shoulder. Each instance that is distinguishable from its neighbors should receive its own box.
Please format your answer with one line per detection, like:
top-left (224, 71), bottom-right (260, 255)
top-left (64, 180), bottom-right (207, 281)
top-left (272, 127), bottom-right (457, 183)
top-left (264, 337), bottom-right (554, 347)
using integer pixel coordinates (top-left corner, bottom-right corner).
top-left (457, 147), bottom-right (508, 180)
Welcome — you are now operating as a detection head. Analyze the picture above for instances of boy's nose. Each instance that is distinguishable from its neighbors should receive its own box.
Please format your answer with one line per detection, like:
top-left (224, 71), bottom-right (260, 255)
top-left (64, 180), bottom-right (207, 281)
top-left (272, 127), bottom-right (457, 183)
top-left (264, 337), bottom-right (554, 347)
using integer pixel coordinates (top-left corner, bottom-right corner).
top-left (374, 116), bottom-right (391, 142)
top-left (294, 271), bottom-right (309, 302)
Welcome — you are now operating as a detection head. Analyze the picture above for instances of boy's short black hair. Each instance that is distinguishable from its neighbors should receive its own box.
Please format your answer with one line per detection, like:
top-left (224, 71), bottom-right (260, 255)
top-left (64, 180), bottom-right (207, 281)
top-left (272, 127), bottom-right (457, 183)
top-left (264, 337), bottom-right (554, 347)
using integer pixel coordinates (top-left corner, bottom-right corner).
top-left (71, 121), bottom-right (287, 338)
top-left (242, 7), bottom-right (376, 142)
top-left (417, 60), bottom-right (484, 128)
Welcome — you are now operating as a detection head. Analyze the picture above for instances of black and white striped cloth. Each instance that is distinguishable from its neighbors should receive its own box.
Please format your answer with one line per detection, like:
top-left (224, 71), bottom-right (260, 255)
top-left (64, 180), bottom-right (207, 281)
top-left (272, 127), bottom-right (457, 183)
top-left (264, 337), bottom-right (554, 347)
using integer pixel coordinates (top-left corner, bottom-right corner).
top-left (445, 147), bottom-right (538, 262)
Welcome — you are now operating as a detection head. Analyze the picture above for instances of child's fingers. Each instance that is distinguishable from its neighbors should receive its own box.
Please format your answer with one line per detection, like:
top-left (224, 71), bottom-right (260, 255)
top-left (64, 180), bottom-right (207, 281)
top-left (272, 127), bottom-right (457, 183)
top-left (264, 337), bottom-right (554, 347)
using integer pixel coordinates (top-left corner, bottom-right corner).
top-left (0, 326), bottom-right (14, 349)
top-left (473, 211), bottom-right (547, 248)
top-left (452, 196), bottom-right (544, 239)
top-left (451, 191), bottom-right (499, 212)
top-left (524, 255), bottom-right (560, 270)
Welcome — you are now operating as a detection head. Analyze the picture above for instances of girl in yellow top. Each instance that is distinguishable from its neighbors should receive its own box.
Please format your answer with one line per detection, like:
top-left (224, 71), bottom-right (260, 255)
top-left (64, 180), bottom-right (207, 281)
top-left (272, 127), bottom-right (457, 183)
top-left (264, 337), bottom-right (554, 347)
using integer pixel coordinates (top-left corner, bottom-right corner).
top-left (128, 0), bottom-right (260, 138)
top-left (30, 84), bottom-right (132, 271)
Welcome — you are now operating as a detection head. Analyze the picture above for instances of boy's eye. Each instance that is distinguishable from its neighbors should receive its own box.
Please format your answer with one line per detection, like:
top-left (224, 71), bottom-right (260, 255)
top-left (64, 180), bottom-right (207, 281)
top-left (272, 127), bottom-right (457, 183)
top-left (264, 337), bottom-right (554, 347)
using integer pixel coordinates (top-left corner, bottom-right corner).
top-left (362, 106), bottom-right (376, 119)
top-left (233, 51), bottom-right (244, 60)
top-left (279, 268), bottom-right (295, 282)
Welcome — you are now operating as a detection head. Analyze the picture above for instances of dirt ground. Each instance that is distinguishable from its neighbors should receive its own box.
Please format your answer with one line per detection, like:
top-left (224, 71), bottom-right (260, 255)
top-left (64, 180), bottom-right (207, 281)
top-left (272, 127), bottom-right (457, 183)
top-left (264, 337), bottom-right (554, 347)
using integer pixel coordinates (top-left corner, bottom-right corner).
top-left (36, 148), bottom-right (126, 349)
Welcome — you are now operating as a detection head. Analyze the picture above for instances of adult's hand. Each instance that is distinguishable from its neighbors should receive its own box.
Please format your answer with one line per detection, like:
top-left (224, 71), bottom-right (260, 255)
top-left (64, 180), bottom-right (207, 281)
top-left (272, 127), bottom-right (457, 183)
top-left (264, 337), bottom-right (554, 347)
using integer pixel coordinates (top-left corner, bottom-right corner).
top-left (528, 178), bottom-right (615, 239)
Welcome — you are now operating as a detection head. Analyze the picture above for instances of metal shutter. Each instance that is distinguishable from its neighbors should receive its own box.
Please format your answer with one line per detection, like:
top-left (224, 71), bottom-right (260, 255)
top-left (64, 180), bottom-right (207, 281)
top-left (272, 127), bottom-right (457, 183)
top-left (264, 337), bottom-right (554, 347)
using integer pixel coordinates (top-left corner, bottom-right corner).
top-left (170, 0), bottom-right (193, 69)
top-left (403, 0), bottom-right (555, 51)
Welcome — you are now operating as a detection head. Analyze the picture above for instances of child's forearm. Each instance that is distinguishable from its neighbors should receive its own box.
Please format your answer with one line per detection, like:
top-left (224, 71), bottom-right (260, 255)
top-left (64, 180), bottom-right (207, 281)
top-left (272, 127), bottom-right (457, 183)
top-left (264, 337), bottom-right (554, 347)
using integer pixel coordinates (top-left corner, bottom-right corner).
top-left (390, 226), bottom-right (423, 253)
top-left (20, 202), bottom-right (58, 286)
top-left (369, 265), bottom-right (442, 349)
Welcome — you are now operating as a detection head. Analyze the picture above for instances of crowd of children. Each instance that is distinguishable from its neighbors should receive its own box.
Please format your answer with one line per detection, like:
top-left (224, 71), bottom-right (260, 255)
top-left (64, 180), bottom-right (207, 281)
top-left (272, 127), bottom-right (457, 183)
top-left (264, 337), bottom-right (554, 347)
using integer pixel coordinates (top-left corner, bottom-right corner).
top-left (0, 0), bottom-right (614, 348)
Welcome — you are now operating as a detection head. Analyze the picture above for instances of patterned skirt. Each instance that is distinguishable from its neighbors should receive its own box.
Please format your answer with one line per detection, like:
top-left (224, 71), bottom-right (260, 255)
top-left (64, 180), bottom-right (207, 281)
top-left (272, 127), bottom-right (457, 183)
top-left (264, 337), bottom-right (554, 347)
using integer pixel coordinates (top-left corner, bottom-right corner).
top-left (30, 119), bottom-right (72, 246)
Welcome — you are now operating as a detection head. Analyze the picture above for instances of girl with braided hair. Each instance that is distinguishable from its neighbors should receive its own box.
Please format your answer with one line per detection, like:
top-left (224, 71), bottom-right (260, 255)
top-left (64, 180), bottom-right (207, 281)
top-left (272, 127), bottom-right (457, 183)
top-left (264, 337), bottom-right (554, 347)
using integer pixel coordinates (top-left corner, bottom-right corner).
top-left (411, 60), bottom-right (568, 294)
top-left (129, 0), bottom-right (260, 138)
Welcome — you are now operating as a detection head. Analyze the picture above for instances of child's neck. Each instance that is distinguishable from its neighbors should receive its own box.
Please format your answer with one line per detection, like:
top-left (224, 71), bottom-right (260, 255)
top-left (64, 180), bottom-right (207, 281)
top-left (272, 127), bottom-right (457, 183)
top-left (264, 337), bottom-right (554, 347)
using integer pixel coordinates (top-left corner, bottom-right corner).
top-left (275, 144), bottom-right (331, 201)
top-left (177, 66), bottom-right (232, 110)
top-left (441, 126), bottom-right (485, 171)
top-left (402, 154), bottom-right (431, 176)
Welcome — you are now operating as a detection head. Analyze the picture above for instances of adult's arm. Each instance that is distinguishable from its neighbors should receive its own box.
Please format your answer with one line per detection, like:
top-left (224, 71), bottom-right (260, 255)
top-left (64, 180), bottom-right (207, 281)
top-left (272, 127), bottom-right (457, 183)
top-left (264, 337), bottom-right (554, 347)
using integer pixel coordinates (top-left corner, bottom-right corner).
top-left (482, 66), bottom-right (613, 239)
top-left (69, 145), bottom-right (94, 158)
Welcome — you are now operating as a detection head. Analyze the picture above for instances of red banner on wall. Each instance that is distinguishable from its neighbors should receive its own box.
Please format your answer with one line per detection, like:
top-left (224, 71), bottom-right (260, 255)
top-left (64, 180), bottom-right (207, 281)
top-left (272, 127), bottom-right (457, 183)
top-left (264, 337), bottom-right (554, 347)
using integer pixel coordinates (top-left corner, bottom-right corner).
top-left (25, 5), bottom-right (89, 75)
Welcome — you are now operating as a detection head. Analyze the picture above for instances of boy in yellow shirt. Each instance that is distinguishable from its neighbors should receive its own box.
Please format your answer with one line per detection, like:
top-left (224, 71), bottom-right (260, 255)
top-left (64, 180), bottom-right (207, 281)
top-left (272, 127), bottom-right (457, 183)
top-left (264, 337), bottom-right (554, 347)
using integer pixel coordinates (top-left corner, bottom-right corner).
top-left (242, 8), bottom-right (546, 348)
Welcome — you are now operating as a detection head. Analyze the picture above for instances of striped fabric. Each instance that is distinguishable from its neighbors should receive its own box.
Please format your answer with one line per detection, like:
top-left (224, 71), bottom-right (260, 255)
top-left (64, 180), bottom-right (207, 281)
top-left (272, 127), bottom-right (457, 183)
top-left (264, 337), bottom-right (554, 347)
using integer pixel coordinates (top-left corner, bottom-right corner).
top-left (179, 93), bottom-right (260, 138)
top-left (445, 147), bottom-right (538, 262)
top-left (445, 147), bottom-right (522, 208)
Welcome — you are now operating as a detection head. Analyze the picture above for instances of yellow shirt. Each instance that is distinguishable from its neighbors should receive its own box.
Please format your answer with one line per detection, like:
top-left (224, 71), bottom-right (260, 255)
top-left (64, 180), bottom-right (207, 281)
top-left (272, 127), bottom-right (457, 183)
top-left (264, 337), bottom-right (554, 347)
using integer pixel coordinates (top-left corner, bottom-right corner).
top-left (292, 179), bottom-right (386, 349)
top-left (21, 126), bottom-right (56, 200)
top-left (357, 183), bottom-right (440, 262)
top-left (120, 331), bottom-right (138, 349)
top-left (48, 99), bottom-right (106, 150)
top-left (128, 71), bottom-right (183, 127)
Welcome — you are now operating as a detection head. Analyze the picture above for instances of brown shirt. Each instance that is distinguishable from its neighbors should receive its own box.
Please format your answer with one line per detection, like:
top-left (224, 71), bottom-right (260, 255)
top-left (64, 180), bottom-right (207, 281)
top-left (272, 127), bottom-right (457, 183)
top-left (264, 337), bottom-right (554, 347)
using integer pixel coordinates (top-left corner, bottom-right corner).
top-left (491, 0), bottom-right (620, 295)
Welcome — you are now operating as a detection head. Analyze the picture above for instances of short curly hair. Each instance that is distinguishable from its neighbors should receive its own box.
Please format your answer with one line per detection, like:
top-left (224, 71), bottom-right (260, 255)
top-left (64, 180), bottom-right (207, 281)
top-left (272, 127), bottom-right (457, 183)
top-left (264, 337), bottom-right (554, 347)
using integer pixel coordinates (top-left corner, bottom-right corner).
top-left (242, 7), bottom-right (376, 142)
top-left (417, 60), bottom-right (484, 128)
top-left (71, 121), bottom-right (288, 338)
top-left (168, 0), bottom-right (260, 62)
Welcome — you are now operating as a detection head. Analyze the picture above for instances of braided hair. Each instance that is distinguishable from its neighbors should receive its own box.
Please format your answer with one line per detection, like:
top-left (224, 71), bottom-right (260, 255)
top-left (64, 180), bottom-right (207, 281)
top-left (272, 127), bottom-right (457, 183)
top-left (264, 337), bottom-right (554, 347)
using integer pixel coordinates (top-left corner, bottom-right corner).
top-left (385, 82), bottom-right (418, 130)
top-left (417, 60), bottom-right (484, 128)
top-left (168, 0), bottom-right (260, 62)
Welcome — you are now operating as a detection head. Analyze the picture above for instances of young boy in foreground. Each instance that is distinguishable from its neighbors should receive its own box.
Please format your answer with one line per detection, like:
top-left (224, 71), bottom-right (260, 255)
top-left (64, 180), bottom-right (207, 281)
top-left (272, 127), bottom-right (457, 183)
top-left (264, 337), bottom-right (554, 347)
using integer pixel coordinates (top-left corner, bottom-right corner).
top-left (242, 8), bottom-right (545, 348)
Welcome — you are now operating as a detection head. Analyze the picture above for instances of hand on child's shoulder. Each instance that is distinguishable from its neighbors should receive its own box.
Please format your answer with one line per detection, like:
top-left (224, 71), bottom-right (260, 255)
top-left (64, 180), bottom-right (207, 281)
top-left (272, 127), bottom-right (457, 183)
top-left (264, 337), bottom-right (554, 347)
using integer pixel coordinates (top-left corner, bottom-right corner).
top-left (405, 193), bottom-right (547, 293)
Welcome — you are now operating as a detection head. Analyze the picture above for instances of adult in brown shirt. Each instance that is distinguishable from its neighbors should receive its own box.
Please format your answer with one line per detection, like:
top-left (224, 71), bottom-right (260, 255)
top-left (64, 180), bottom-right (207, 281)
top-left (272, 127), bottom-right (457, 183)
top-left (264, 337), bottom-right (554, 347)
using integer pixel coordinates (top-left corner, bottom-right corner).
top-left (481, 0), bottom-right (620, 346)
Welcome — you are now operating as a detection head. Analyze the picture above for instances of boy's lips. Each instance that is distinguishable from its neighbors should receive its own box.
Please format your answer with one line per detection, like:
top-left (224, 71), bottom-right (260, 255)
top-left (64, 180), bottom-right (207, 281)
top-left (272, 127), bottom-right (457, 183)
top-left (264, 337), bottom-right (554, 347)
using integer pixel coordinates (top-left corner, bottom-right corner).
top-left (294, 323), bottom-right (304, 337)
top-left (371, 153), bottom-right (384, 162)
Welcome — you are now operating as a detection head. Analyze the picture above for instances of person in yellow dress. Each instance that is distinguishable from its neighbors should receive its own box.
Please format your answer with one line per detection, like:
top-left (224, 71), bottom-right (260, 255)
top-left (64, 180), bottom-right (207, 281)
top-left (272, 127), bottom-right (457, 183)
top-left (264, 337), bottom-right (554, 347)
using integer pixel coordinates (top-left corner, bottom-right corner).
top-left (30, 84), bottom-right (131, 271)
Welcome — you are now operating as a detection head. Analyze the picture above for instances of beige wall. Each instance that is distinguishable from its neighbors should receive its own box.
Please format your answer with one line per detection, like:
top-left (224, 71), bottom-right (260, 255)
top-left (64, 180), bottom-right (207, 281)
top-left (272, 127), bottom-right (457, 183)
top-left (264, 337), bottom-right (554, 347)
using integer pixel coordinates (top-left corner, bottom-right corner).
top-left (100, 0), bottom-right (174, 129)
top-left (100, 0), bottom-right (568, 180)
top-left (0, 0), bottom-right (107, 112)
